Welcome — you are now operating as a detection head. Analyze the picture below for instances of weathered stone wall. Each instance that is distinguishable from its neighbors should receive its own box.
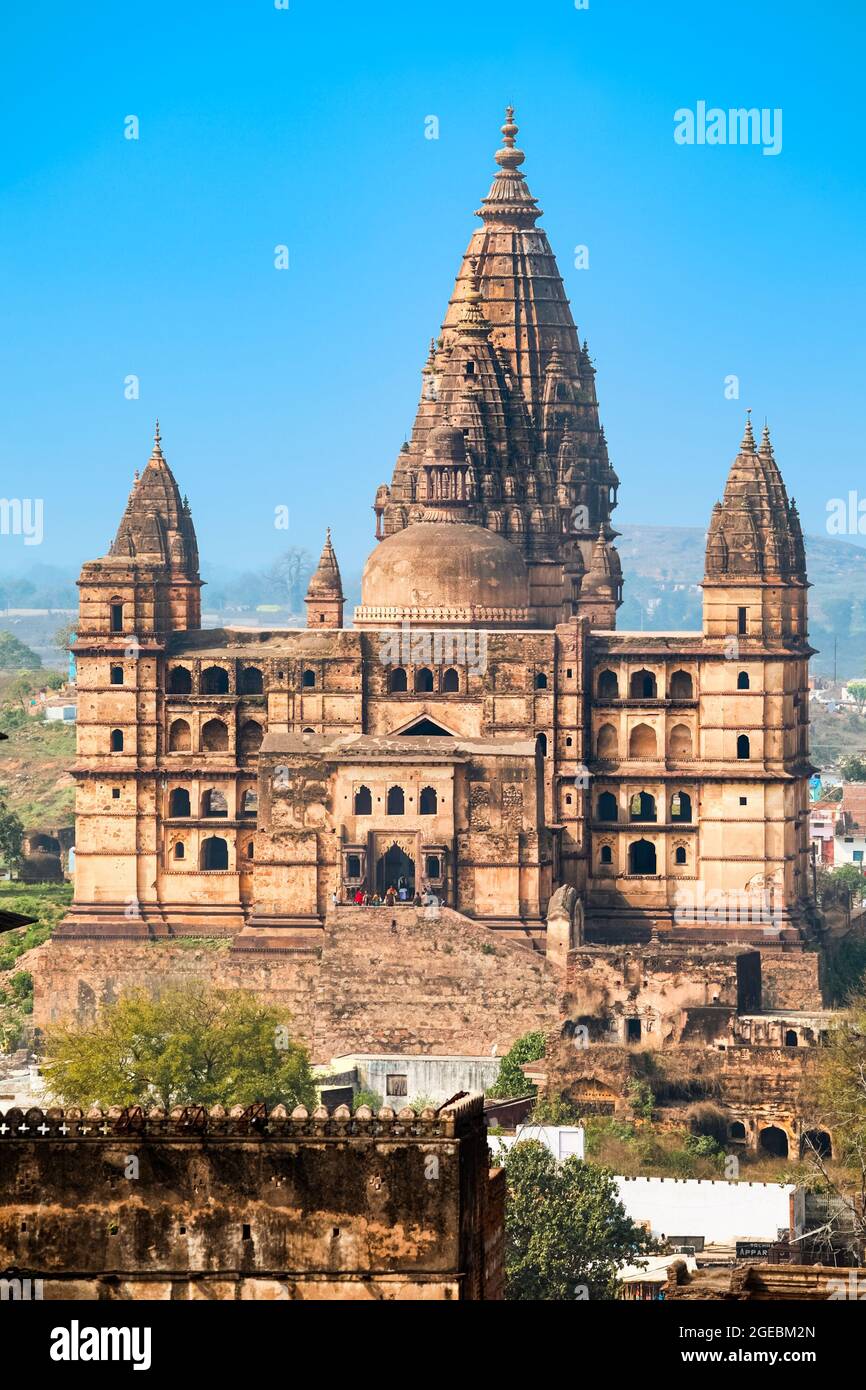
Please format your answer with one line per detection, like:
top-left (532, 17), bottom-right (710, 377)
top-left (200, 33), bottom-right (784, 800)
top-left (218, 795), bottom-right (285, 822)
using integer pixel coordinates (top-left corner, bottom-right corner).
top-left (759, 951), bottom-right (824, 1011)
top-left (33, 940), bottom-right (321, 1054)
top-left (32, 905), bottom-right (563, 1064)
top-left (0, 1094), bottom-right (499, 1301)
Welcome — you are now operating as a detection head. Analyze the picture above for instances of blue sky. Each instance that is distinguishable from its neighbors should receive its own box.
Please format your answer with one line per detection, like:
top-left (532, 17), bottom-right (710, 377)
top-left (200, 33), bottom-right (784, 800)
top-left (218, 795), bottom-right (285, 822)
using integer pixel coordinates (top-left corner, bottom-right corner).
top-left (1, 0), bottom-right (864, 579)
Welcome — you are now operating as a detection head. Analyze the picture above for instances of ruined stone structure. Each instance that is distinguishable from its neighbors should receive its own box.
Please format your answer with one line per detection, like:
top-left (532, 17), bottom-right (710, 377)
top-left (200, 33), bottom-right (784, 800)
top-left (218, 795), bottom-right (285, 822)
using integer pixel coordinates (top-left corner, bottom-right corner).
top-left (39, 110), bottom-right (823, 1087)
top-left (0, 1093), bottom-right (503, 1300)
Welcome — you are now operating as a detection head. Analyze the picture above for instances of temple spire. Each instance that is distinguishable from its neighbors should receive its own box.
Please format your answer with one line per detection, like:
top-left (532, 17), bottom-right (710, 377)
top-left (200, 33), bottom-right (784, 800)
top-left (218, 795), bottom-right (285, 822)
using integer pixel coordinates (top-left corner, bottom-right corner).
top-left (305, 528), bottom-right (345, 628)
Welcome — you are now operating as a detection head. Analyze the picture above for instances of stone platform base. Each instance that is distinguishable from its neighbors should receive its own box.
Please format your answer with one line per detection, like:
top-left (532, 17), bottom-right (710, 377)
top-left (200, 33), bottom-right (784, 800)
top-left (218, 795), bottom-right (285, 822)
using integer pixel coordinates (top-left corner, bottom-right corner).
top-left (33, 905), bottom-right (564, 1064)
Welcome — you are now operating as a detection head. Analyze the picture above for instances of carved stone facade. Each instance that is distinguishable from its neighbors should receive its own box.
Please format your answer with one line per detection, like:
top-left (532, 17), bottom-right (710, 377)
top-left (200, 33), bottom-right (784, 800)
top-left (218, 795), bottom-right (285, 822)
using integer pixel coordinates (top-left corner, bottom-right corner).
top-left (41, 110), bottom-right (820, 1065)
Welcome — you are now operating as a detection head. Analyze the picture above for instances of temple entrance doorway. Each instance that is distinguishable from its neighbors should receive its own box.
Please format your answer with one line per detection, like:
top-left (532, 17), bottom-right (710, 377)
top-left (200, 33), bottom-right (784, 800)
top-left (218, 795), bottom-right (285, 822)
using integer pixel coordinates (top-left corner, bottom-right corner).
top-left (376, 843), bottom-right (415, 897)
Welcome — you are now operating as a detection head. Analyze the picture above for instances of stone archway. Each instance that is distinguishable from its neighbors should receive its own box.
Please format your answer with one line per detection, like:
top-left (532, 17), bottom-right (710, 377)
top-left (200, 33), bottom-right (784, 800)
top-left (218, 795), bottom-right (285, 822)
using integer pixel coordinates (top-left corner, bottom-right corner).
top-left (759, 1125), bottom-right (789, 1159)
top-left (376, 843), bottom-right (415, 897)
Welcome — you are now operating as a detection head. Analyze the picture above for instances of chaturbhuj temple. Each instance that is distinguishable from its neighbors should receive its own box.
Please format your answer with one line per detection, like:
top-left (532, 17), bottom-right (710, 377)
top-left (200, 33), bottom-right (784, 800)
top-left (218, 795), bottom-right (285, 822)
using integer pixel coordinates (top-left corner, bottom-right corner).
top-left (43, 112), bottom-right (829, 1132)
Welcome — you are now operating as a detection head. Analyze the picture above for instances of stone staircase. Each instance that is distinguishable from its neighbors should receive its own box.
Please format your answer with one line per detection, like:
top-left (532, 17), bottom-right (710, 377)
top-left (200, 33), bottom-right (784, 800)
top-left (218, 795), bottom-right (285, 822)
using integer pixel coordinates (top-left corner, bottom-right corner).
top-left (312, 904), bottom-right (563, 1058)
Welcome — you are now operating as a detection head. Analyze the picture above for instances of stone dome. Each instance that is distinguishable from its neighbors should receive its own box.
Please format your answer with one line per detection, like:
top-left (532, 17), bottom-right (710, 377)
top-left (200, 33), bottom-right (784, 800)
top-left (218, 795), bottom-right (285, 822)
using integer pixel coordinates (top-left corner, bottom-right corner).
top-left (354, 519), bottom-right (530, 628)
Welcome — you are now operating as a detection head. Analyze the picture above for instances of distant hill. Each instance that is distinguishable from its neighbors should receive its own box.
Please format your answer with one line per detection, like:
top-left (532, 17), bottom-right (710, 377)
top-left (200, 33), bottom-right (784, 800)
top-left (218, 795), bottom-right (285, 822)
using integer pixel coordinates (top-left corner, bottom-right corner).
top-left (0, 529), bottom-right (860, 678)
top-left (617, 525), bottom-right (866, 679)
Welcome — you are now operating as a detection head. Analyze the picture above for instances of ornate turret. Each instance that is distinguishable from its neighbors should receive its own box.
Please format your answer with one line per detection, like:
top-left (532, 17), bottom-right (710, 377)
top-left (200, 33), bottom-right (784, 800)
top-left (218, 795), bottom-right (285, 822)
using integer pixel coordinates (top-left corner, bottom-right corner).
top-left (109, 423), bottom-right (199, 577)
top-left (77, 423), bottom-right (202, 640)
top-left (703, 414), bottom-right (808, 645)
top-left (305, 529), bottom-right (345, 628)
top-left (376, 108), bottom-right (620, 628)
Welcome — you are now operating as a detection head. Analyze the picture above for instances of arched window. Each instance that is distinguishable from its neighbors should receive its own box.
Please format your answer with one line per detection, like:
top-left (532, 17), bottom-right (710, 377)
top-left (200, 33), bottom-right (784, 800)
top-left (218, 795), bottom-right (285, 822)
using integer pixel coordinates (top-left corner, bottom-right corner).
top-left (597, 791), bottom-right (618, 822)
top-left (174, 841), bottom-right (185, 860)
top-left (629, 723), bottom-right (656, 758)
top-left (536, 732), bottom-right (548, 758)
top-left (785, 1029), bottom-right (798, 1047)
top-left (759, 1126), bottom-right (788, 1159)
top-left (419, 786), bottom-right (437, 815)
top-left (302, 669), bottom-right (316, 688)
top-left (387, 786), bottom-right (405, 815)
top-left (629, 839), bottom-right (657, 875)
top-left (200, 836), bottom-right (228, 871)
top-left (110, 666), bottom-right (124, 686)
top-left (675, 845), bottom-right (687, 865)
top-left (389, 667), bottom-right (408, 692)
top-left (737, 671), bottom-right (750, 690)
top-left (630, 669), bottom-right (657, 699)
top-left (169, 787), bottom-right (190, 817)
top-left (801, 1130), bottom-right (832, 1160)
top-left (168, 667), bottom-right (192, 694)
top-left (354, 785), bottom-right (372, 815)
top-left (596, 723), bottom-right (618, 759)
top-left (168, 718), bottom-right (191, 752)
top-left (241, 667), bottom-right (263, 694)
top-left (669, 724), bottom-right (693, 758)
top-left (737, 734), bottom-right (751, 760)
top-left (110, 729), bottom-right (124, 752)
top-left (346, 854), bottom-right (361, 879)
top-left (201, 718), bottom-right (229, 752)
top-left (110, 600), bottom-right (124, 633)
top-left (729, 1121), bottom-right (747, 1142)
top-left (414, 667), bottom-right (434, 693)
top-left (630, 791), bottom-right (656, 822)
top-left (201, 666), bottom-right (229, 695)
top-left (670, 791), bottom-right (692, 822)
top-left (241, 789), bottom-right (258, 816)
top-left (425, 854), bottom-right (441, 879)
top-left (202, 789), bottom-right (228, 818)
top-left (239, 720), bottom-right (263, 755)
top-left (245, 841), bottom-right (254, 860)
top-left (442, 668), bottom-right (459, 692)
top-left (599, 844), bottom-right (613, 865)
top-left (669, 670), bottom-right (693, 700)
top-left (535, 671), bottom-right (548, 690)
top-left (597, 670), bottom-right (619, 699)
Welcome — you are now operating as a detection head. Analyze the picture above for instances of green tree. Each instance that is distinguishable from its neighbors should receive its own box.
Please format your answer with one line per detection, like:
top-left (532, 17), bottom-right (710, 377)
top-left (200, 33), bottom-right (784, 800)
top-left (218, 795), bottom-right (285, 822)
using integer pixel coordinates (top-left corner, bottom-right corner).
top-left (352, 1087), bottom-right (383, 1111)
top-left (503, 1141), bottom-right (650, 1300)
top-left (806, 990), bottom-right (866, 1247)
top-left (487, 1031), bottom-right (547, 1099)
top-left (0, 631), bottom-right (41, 670)
top-left (0, 795), bottom-right (24, 870)
top-left (830, 863), bottom-right (866, 905)
top-left (839, 755), bottom-right (866, 782)
top-left (530, 1091), bottom-right (582, 1125)
top-left (53, 621), bottom-right (77, 655)
top-left (847, 682), bottom-right (866, 715)
top-left (41, 986), bottom-right (315, 1111)
top-left (627, 1077), bottom-right (655, 1121)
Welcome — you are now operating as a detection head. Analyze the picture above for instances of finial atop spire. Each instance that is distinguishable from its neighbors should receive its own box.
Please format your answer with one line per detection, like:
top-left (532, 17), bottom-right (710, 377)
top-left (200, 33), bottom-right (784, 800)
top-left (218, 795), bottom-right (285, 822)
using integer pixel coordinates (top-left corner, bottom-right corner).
top-left (740, 409), bottom-right (756, 454)
top-left (152, 419), bottom-right (163, 457)
top-left (495, 105), bottom-right (525, 171)
top-left (759, 420), bottom-right (774, 457)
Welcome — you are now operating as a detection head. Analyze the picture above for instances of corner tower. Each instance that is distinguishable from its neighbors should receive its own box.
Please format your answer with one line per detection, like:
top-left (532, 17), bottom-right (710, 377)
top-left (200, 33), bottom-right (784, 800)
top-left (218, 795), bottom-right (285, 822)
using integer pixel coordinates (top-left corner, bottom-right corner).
top-left (67, 425), bottom-right (202, 933)
top-left (703, 415), bottom-right (808, 647)
top-left (700, 414), bottom-right (814, 930)
top-left (374, 109), bottom-right (620, 629)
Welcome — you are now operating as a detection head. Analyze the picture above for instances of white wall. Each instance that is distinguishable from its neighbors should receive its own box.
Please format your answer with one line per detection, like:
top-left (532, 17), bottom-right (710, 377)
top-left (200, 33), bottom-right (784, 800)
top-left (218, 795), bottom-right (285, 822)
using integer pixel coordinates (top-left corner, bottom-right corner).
top-left (488, 1126), bottom-right (585, 1162)
top-left (615, 1176), bottom-right (795, 1244)
top-left (349, 1054), bottom-right (501, 1104)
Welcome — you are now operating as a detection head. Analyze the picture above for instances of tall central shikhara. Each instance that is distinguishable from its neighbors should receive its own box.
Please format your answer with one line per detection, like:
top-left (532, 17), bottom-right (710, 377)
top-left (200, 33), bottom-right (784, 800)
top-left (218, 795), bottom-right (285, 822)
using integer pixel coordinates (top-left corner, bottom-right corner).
top-left (373, 108), bottom-right (622, 629)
